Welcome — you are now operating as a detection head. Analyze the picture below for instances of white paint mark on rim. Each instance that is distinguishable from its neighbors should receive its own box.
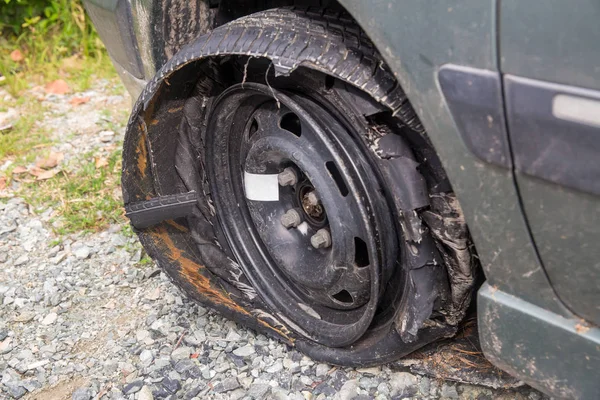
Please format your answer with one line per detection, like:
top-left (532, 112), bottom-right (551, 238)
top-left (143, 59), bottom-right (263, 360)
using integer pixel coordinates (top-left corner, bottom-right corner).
top-left (552, 94), bottom-right (600, 128)
top-left (244, 171), bottom-right (279, 201)
top-left (296, 221), bottom-right (309, 235)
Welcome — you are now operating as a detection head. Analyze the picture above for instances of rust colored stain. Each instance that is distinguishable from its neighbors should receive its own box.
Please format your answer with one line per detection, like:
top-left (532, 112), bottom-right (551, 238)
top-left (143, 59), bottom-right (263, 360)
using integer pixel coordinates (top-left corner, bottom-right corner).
top-left (149, 227), bottom-right (293, 342)
top-left (151, 226), bottom-right (246, 313)
top-left (167, 106), bottom-right (184, 113)
top-left (136, 126), bottom-right (148, 179)
top-left (166, 220), bottom-right (189, 232)
top-left (575, 322), bottom-right (590, 334)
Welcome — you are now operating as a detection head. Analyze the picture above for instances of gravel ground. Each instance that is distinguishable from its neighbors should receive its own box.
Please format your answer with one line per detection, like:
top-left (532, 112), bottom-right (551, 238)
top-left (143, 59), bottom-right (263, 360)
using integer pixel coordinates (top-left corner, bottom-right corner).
top-left (0, 80), bottom-right (547, 400)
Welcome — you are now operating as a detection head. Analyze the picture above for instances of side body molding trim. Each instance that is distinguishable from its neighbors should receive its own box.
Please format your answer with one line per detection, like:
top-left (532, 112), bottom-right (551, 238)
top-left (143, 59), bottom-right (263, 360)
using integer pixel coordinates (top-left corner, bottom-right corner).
top-left (438, 65), bottom-right (511, 168)
top-left (505, 75), bottom-right (600, 196)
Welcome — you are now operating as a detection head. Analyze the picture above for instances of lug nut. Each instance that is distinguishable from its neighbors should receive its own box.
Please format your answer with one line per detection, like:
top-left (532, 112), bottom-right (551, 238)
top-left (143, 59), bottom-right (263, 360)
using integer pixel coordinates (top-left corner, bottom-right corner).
top-left (305, 190), bottom-right (320, 206)
top-left (278, 167), bottom-right (297, 187)
top-left (281, 209), bottom-right (302, 228)
top-left (311, 229), bottom-right (332, 249)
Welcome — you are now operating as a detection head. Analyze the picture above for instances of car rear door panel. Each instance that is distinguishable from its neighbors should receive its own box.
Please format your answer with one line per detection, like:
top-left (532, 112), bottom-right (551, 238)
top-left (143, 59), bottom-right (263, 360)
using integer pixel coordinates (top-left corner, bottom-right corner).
top-left (500, 0), bottom-right (600, 325)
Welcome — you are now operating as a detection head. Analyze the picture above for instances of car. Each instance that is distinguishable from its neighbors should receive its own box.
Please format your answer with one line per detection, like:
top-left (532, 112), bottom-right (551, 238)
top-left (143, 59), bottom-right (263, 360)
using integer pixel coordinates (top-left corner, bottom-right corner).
top-left (83, 1), bottom-right (599, 398)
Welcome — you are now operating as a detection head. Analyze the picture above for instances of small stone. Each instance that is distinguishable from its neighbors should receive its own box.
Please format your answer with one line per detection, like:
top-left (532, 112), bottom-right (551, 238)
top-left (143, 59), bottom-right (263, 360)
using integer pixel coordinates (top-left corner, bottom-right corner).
top-left (376, 382), bottom-right (390, 396)
top-left (247, 383), bottom-right (270, 399)
top-left (313, 382), bottom-right (336, 396)
top-left (14, 255), bottom-right (29, 266)
top-left (26, 359), bottom-right (49, 370)
top-left (111, 234), bottom-right (128, 246)
top-left (338, 379), bottom-right (359, 400)
top-left (226, 329), bottom-right (242, 341)
top-left (72, 387), bottom-right (92, 400)
top-left (139, 350), bottom-right (154, 367)
top-left (145, 288), bottom-right (160, 301)
top-left (419, 377), bottom-right (430, 395)
top-left (266, 360), bottom-right (283, 373)
top-left (299, 376), bottom-right (313, 386)
top-left (358, 377), bottom-right (378, 390)
top-left (143, 268), bottom-right (161, 280)
top-left (123, 380), bottom-right (143, 395)
top-left (13, 313), bottom-right (34, 324)
top-left (160, 377), bottom-right (181, 394)
top-left (315, 363), bottom-right (330, 377)
top-left (460, 385), bottom-right (493, 399)
top-left (270, 387), bottom-right (289, 400)
top-left (174, 360), bottom-right (202, 379)
top-left (73, 246), bottom-right (90, 260)
top-left (99, 130), bottom-right (115, 142)
top-left (136, 329), bottom-right (150, 341)
top-left (138, 385), bottom-right (154, 400)
top-left (183, 385), bottom-right (203, 399)
top-left (4, 382), bottom-right (27, 399)
top-left (0, 337), bottom-right (13, 354)
top-left (213, 377), bottom-right (240, 393)
top-left (21, 379), bottom-right (41, 392)
top-left (229, 388), bottom-right (246, 400)
top-left (389, 372), bottom-right (418, 397)
top-left (171, 346), bottom-right (191, 361)
top-left (41, 312), bottom-right (58, 326)
top-left (232, 345), bottom-right (255, 357)
top-left (441, 383), bottom-right (459, 399)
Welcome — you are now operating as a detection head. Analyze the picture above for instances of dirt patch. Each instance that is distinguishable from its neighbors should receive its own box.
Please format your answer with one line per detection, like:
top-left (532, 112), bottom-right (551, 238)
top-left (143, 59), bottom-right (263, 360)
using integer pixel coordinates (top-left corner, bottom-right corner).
top-left (24, 377), bottom-right (88, 400)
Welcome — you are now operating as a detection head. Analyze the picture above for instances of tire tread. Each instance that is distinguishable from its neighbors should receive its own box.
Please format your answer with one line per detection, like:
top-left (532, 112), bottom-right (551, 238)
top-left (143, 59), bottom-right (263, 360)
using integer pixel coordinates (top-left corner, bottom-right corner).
top-left (141, 7), bottom-right (423, 132)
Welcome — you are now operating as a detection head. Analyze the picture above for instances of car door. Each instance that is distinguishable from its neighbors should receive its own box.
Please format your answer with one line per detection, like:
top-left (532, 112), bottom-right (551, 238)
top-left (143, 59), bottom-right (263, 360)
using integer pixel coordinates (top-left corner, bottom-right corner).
top-left (500, 0), bottom-right (600, 325)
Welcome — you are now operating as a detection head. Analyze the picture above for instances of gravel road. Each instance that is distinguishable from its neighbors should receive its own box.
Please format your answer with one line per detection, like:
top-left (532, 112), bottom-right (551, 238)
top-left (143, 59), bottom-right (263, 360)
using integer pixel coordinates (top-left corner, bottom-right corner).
top-left (0, 80), bottom-right (546, 400)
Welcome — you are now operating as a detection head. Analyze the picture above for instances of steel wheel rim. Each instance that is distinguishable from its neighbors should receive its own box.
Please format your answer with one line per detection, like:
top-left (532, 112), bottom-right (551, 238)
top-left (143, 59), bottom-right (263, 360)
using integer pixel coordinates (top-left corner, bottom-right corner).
top-left (206, 82), bottom-right (399, 347)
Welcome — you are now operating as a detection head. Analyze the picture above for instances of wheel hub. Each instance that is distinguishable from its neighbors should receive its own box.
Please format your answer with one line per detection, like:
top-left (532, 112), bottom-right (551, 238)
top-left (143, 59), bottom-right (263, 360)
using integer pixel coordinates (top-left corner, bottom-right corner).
top-left (299, 186), bottom-right (325, 223)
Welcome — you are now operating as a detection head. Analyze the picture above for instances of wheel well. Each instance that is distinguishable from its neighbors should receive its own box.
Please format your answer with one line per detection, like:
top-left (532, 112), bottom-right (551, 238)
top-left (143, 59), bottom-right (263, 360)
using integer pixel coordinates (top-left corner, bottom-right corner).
top-left (123, 6), bottom-right (482, 365)
top-left (160, 1), bottom-right (482, 310)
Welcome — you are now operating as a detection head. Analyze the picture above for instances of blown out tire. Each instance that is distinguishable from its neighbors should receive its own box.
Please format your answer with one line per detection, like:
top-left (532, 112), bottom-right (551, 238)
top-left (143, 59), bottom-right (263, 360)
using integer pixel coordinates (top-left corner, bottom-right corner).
top-left (122, 7), bottom-right (477, 366)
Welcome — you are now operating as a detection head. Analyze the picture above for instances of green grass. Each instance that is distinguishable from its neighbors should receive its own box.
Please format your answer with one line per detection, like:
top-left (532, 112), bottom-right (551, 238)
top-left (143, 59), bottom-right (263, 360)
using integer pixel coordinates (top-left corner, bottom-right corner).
top-left (21, 147), bottom-right (126, 234)
top-left (0, 1), bottom-right (151, 267)
top-left (0, 52), bottom-right (128, 235)
top-left (0, 101), bottom-right (51, 160)
top-left (1, 0), bottom-right (111, 95)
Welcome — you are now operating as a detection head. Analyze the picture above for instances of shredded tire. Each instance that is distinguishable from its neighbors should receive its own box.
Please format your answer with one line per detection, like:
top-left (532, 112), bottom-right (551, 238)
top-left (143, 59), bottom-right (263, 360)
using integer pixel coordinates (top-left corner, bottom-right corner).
top-left (122, 7), bottom-right (477, 367)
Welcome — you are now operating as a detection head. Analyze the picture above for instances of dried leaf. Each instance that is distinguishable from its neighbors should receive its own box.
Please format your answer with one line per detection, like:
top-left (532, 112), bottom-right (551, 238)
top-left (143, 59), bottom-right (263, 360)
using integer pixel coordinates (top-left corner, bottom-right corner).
top-left (69, 96), bottom-right (90, 106)
top-left (0, 176), bottom-right (6, 190)
top-left (45, 79), bottom-right (70, 95)
top-left (12, 166), bottom-right (27, 174)
top-left (10, 49), bottom-right (23, 62)
top-left (95, 156), bottom-right (109, 169)
top-left (36, 152), bottom-right (64, 169)
top-left (27, 166), bottom-right (45, 177)
top-left (36, 169), bottom-right (60, 180)
top-left (12, 177), bottom-right (35, 183)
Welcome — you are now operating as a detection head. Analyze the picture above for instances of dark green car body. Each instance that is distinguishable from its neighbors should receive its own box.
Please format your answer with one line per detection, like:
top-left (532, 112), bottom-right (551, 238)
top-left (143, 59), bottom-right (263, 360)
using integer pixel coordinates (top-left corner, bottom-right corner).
top-left (84, 1), bottom-right (600, 397)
